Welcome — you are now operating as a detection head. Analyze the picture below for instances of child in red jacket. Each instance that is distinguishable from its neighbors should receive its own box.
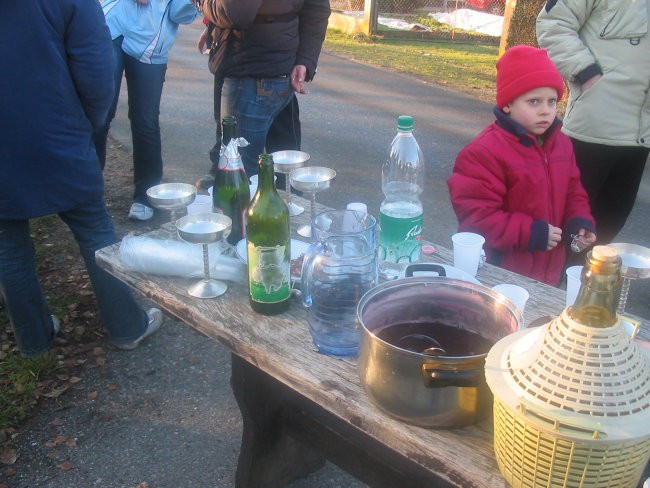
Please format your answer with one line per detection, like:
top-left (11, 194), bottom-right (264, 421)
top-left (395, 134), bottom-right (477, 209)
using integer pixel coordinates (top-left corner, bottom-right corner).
top-left (448, 45), bottom-right (596, 286)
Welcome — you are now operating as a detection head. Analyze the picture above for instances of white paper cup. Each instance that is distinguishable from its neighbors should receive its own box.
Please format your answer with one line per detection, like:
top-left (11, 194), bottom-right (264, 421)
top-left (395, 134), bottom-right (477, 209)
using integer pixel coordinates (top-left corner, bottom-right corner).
top-left (186, 194), bottom-right (212, 215)
top-left (492, 284), bottom-right (529, 316)
top-left (452, 232), bottom-right (485, 277)
top-left (565, 265), bottom-right (583, 307)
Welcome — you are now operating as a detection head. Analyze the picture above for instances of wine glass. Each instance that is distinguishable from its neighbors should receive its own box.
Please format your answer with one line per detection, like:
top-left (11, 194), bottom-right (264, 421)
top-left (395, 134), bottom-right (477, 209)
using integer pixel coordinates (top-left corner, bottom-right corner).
top-left (176, 213), bottom-right (232, 298)
top-left (271, 150), bottom-right (310, 217)
top-left (289, 166), bottom-right (336, 238)
top-left (147, 183), bottom-right (197, 224)
top-left (608, 243), bottom-right (650, 315)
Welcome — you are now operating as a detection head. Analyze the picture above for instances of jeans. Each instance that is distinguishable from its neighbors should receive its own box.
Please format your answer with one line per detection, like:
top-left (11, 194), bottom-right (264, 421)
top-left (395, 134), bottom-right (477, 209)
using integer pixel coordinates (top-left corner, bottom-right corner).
top-left (93, 37), bottom-right (167, 204)
top-left (221, 76), bottom-right (295, 176)
top-left (0, 201), bottom-right (148, 357)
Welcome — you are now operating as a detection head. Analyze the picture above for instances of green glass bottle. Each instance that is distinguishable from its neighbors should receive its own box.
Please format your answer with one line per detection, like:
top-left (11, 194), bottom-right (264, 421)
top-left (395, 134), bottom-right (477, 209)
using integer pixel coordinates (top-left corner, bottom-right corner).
top-left (213, 115), bottom-right (250, 245)
top-left (568, 245), bottom-right (622, 327)
top-left (245, 154), bottom-right (291, 315)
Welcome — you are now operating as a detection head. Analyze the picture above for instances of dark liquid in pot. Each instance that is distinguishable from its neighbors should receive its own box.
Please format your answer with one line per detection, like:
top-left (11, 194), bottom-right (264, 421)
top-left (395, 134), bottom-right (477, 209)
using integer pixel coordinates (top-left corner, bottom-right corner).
top-left (376, 322), bottom-right (494, 356)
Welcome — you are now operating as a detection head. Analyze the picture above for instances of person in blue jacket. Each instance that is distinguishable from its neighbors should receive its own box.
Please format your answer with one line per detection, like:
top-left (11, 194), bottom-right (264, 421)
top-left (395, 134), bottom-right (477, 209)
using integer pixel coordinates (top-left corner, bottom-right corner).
top-left (0, 0), bottom-right (163, 358)
top-left (94, 0), bottom-right (199, 221)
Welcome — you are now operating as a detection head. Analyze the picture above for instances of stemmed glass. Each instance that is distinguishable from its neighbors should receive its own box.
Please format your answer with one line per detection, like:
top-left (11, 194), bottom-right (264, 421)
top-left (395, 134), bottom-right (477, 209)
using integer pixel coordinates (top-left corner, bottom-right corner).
top-left (147, 183), bottom-right (197, 225)
top-left (271, 150), bottom-right (310, 217)
top-left (289, 166), bottom-right (336, 238)
top-left (609, 243), bottom-right (650, 315)
top-left (176, 213), bottom-right (232, 298)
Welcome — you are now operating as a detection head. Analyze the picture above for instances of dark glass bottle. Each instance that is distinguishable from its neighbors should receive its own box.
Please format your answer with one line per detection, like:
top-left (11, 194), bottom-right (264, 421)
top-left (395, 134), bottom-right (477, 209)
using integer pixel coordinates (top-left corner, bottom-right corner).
top-left (568, 245), bottom-right (622, 327)
top-left (245, 154), bottom-right (291, 315)
top-left (213, 116), bottom-right (250, 245)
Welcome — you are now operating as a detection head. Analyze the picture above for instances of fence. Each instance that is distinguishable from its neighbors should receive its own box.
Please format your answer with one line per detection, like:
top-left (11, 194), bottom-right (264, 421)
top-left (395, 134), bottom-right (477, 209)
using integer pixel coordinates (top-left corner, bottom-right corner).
top-left (329, 0), bottom-right (504, 43)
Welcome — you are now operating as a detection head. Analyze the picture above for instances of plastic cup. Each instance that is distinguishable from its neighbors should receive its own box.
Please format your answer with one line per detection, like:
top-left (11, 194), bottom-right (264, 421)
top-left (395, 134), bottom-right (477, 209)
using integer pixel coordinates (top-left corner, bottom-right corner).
top-left (492, 284), bottom-right (529, 316)
top-left (186, 194), bottom-right (212, 215)
top-left (451, 232), bottom-right (485, 277)
top-left (565, 265), bottom-right (583, 307)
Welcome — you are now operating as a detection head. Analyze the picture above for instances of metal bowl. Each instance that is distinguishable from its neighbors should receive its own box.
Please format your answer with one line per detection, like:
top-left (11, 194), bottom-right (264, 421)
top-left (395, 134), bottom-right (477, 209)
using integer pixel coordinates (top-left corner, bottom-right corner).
top-left (176, 212), bottom-right (231, 244)
top-left (609, 242), bottom-right (650, 279)
top-left (271, 150), bottom-right (310, 173)
top-left (147, 183), bottom-right (196, 210)
top-left (289, 166), bottom-right (336, 193)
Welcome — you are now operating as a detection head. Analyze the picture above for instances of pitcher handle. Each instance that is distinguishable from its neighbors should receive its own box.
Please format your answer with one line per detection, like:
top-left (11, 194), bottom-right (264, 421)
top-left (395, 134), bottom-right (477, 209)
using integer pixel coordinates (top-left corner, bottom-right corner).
top-left (301, 241), bottom-right (325, 308)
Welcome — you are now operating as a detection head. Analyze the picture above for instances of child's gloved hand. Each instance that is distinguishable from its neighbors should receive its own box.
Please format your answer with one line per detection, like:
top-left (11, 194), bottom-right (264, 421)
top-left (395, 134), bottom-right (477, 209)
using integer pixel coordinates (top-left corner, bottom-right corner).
top-left (547, 224), bottom-right (562, 250)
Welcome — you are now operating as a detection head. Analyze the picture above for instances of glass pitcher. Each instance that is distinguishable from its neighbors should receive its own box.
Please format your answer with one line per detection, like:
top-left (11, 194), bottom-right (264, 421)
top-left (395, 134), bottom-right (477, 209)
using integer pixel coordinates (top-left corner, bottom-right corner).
top-left (301, 210), bottom-right (378, 357)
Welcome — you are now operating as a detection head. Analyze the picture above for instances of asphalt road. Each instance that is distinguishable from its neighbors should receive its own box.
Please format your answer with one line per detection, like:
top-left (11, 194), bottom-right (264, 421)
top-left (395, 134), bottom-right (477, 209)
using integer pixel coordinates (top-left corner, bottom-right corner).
top-left (110, 19), bottom-right (650, 319)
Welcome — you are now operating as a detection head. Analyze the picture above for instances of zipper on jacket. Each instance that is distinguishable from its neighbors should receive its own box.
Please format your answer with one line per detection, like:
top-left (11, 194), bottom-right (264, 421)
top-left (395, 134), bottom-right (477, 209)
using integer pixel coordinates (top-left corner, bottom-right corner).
top-left (599, 12), bottom-right (617, 37)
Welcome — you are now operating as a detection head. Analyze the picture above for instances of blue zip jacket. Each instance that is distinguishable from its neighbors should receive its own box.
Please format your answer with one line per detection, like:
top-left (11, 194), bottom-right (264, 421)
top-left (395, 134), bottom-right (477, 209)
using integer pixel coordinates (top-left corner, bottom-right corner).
top-left (102, 0), bottom-right (199, 64)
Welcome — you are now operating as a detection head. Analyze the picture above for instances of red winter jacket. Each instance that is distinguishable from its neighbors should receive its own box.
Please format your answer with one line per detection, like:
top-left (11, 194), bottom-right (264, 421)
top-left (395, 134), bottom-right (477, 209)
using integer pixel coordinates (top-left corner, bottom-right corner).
top-left (448, 109), bottom-right (595, 286)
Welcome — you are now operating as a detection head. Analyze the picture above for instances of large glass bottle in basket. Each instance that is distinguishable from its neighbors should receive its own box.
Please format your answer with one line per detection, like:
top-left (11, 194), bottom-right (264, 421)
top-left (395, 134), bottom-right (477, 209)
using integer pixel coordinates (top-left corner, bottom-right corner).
top-left (245, 154), bottom-right (291, 315)
top-left (213, 115), bottom-right (250, 245)
top-left (378, 115), bottom-right (424, 280)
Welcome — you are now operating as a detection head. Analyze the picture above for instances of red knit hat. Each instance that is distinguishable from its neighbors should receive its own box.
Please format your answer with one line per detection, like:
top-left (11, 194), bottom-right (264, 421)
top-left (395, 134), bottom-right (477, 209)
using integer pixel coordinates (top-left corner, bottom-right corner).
top-left (496, 45), bottom-right (565, 109)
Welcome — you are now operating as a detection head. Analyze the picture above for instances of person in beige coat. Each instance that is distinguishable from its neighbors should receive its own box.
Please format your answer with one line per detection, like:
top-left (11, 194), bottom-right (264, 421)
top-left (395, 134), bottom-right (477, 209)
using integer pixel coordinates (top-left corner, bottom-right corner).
top-left (536, 0), bottom-right (650, 249)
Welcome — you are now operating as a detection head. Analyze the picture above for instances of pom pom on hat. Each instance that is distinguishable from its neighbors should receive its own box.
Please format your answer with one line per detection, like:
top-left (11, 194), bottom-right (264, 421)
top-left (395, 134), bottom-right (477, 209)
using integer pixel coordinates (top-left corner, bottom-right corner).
top-left (496, 45), bottom-right (565, 109)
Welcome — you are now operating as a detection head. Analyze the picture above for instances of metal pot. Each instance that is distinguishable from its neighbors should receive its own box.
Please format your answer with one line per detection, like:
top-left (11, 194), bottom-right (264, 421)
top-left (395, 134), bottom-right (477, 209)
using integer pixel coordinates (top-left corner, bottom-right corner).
top-left (357, 272), bottom-right (522, 428)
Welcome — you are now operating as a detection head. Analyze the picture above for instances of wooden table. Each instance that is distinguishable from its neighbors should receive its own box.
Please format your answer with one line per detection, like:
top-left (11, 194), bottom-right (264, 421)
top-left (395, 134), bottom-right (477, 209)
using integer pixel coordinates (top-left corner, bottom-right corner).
top-left (96, 194), bottom-right (649, 488)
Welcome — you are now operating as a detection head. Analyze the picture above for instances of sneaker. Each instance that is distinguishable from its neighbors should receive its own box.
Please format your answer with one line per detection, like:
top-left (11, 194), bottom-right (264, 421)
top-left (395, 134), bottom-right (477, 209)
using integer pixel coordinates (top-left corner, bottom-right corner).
top-left (114, 308), bottom-right (163, 350)
top-left (128, 203), bottom-right (154, 221)
top-left (52, 315), bottom-right (60, 335)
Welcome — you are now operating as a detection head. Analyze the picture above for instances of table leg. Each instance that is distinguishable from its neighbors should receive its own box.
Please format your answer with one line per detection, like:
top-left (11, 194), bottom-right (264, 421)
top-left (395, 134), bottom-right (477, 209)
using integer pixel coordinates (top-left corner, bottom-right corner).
top-left (230, 354), bottom-right (325, 488)
top-left (230, 353), bottom-right (457, 488)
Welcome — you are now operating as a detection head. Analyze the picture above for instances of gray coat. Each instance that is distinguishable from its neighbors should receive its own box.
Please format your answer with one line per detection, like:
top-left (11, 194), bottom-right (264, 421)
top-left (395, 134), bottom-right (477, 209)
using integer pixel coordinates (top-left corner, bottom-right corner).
top-left (536, 0), bottom-right (650, 148)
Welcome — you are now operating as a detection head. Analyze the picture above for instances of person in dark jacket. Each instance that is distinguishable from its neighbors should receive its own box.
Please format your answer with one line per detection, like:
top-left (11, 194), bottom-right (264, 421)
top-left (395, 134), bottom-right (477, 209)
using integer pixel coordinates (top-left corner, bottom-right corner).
top-left (448, 46), bottom-right (596, 286)
top-left (200, 0), bottom-right (330, 176)
top-left (0, 0), bottom-right (162, 358)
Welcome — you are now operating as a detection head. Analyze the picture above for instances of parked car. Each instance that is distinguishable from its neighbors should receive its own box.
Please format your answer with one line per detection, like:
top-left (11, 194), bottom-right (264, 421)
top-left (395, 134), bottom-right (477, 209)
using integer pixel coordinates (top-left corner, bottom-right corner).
top-left (467, 0), bottom-right (505, 15)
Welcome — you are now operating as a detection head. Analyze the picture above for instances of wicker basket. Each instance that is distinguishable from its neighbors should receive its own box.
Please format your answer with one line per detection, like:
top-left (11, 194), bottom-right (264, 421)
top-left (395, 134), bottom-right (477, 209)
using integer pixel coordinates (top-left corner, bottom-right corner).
top-left (485, 309), bottom-right (650, 488)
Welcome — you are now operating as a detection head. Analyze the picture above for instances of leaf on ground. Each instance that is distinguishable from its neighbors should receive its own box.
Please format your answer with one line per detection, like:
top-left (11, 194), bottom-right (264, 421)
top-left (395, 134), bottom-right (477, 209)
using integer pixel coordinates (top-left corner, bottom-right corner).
top-left (96, 357), bottom-right (106, 366)
top-left (43, 385), bottom-right (69, 398)
top-left (57, 460), bottom-right (73, 471)
top-left (134, 483), bottom-right (149, 488)
top-left (45, 440), bottom-right (57, 448)
top-left (64, 438), bottom-right (77, 447)
top-left (86, 391), bottom-right (98, 400)
top-left (51, 418), bottom-right (64, 426)
top-left (54, 435), bottom-right (67, 445)
top-left (0, 447), bottom-right (17, 465)
top-left (93, 347), bottom-right (105, 356)
top-left (69, 376), bottom-right (81, 384)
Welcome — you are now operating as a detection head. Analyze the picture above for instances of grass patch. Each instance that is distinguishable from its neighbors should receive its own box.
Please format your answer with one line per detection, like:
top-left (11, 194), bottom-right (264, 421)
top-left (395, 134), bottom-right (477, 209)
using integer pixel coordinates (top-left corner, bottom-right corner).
top-left (324, 28), bottom-right (499, 101)
top-left (0, 350), bottom-right (60, 429)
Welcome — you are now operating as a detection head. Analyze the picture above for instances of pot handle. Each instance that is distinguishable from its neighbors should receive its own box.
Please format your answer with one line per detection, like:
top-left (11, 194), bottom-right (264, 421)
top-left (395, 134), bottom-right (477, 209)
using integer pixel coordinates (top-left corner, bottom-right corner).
top-left (421, 364), bottom-right (483, 388)
top-left (405, 263), bottom-right (447, 278)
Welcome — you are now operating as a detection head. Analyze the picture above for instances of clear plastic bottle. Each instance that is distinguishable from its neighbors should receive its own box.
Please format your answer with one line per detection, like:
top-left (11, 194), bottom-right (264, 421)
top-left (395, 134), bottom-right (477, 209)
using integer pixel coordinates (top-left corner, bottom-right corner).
top-left (378, 115), bottom-right (424, 279)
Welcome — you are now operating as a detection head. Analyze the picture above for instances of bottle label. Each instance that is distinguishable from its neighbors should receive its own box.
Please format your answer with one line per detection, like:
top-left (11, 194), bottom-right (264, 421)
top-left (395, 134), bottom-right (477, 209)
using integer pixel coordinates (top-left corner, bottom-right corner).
top-left (378, 212), bottom-right (423, 264)
top-left (247, 242), bottom-right (290, 303)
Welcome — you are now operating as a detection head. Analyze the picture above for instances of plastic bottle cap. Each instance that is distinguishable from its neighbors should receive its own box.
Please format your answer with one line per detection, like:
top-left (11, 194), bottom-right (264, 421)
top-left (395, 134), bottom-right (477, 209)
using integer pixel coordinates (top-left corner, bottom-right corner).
top-left (397, 115), bottom-right (414, 131)
top-left (346, 202), bottom-right (368, 214)
top-left (421, 244), bottom-right (435, 255)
